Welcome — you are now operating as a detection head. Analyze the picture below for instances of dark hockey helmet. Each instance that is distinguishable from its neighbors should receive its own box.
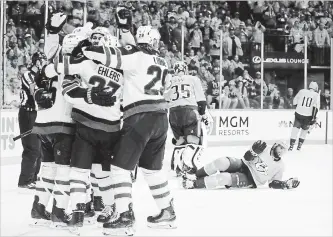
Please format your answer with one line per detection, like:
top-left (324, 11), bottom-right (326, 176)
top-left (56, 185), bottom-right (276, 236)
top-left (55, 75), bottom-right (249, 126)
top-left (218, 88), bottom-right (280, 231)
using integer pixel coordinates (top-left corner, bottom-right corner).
top-left (270, 141), bottom-right (288, 161)
top-left (31, 52), bottom-right (47, 70)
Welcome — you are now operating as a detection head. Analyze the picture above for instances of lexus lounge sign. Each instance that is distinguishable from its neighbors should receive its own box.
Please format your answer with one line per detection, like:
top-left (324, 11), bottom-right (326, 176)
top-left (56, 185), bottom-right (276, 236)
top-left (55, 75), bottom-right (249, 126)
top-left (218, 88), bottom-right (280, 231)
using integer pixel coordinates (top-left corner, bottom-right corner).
top-left (251, 52), bottom-right (309, 69)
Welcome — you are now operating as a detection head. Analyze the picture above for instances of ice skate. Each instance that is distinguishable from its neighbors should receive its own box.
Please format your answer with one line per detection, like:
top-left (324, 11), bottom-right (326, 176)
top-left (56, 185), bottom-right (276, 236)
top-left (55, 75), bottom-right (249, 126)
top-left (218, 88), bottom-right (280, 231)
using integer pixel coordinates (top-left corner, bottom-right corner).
top-left (84, 199), bottom-right (96, 225)
top-left (97, 204), bottom-right (116, 224)
top-left (94, 196), bottom-right (105, 212)
top-left (103, 203), bottom-right (135, 236)
top-left (67, 203), bottom-right (85, 236)
top-left (147, 199), bottom-right (177, 229)
top-left (30, 195), bottom-right (51, 227)
top-left (50, 202), bottom-right (70, 229)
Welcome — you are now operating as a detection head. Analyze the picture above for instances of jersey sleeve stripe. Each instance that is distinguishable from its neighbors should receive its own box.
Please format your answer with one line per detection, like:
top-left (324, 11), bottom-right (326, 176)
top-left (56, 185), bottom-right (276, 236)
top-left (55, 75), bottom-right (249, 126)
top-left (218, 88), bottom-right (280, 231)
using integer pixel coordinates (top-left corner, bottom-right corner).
top-left (115, 47), bottom-right (122, 69)
top-left (62, 83), bottom-right (79, 96)
top-left (64, 56), bottom-right (70, 75)
top-left (104, 45), bottom-right (112, 67)
top-left (54, 55), bottom-right (60, 74)
top-left (27, 73), bottom-right (35, 84)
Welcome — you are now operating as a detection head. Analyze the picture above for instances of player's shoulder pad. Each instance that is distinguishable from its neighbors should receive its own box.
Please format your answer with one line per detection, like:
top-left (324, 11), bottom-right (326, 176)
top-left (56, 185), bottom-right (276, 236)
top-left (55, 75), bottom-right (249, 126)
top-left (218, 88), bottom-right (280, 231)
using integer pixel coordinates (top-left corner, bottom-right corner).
top-left (118, 44), bottom-right (140, 55)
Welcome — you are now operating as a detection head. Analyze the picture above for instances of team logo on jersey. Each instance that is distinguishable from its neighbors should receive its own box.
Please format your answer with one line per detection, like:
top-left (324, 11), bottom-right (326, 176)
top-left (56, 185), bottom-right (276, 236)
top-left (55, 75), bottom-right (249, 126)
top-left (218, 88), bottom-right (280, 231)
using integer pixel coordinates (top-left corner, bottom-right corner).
top-left (255, 160), bottom-right (268, 175)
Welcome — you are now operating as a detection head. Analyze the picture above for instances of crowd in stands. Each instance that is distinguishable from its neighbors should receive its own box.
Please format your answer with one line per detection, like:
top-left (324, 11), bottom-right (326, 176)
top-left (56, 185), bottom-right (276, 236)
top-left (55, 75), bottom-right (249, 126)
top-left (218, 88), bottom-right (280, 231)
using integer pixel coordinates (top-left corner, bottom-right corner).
top-left (1, 0), bottom-right (331, 110)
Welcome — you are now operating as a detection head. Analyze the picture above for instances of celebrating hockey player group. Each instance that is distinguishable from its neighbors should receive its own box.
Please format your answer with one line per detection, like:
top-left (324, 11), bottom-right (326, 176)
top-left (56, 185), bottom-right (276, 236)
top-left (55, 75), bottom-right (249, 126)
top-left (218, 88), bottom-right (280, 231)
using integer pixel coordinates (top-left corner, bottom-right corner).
top-left (21, 4), bottom-right (305, 236)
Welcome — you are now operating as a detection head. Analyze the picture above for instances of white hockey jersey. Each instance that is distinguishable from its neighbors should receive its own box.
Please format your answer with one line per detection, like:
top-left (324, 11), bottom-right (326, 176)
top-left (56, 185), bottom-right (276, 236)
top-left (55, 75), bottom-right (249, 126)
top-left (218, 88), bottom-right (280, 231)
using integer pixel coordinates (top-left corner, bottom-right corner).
top-left (59, 55), bottom-right (123, 132)
top-left (33, 35), bottom-right (75, 135)
top-left (242, 148), bottom-right (285, 187)
top-left (164, 74), bottom-right (206, 109)
top-left (293, 89), bottom-right (320, 117)
top-left (82, 44), bottom-right (168, 119)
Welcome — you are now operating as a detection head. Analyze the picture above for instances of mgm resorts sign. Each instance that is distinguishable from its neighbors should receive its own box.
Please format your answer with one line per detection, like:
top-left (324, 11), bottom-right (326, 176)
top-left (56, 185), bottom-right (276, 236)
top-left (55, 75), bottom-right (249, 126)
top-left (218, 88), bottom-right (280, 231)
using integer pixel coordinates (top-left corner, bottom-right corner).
top-left (252, 52), bottom-right (309, 69)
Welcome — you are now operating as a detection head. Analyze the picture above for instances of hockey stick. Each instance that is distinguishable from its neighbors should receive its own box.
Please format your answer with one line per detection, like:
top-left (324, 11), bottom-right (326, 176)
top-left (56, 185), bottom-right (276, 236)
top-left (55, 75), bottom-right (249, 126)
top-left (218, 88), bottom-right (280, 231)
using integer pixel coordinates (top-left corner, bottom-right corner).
top-left (13, 129), bottom-right (32, 141)
top-left (308, 90), bottom-right (321, 134)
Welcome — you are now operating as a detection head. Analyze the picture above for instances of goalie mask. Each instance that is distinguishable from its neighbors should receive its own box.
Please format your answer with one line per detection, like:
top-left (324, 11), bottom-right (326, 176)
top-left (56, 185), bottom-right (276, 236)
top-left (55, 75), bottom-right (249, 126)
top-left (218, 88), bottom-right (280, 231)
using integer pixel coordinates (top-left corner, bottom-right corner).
top-left (270, 141), bottom-right (288, 161)
top-left (136, 26), bottom-right (161, 50)
top-left (173, 61), bottom-right (188, 75)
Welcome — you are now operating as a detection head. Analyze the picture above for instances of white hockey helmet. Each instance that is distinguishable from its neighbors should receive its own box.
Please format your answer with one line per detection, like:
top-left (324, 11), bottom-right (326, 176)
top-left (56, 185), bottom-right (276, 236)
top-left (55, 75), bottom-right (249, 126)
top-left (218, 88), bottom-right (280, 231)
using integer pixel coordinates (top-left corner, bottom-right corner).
top-left (62, 33), bottom-right (85, 54)
top-left (90, 27), bottom-right (111, 46)
top-left (173, 61), bottom-right (188, 75)
top-left (309, 81), bottom-right (319, 92)
top-left (271, 140), bottom-right (288, 161)
top-left (136, 25), bottom-right (160, 50)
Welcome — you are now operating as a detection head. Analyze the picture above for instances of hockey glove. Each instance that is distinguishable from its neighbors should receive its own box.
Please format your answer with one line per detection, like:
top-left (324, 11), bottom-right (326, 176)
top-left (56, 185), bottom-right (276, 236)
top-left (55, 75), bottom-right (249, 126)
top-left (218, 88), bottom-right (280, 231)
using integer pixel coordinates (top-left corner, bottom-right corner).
top-left (285, 178), bottom-right (300, 189)
top-left (201, 111), bottom-right (213, 132)
top-left (45, 12), bottom-right (67, 34)
top-left (34, 88), bottom-right (54, 109)
top-left (72, 39), bottom-right (92, 58)
top-left (309, 117), bottom-right (317, 126)
top-left (116, 7), bottom-right (132, 30)
top-left (84, 87), bottom-right (117, 107)
top-left (244, 140), bottom-right (267, 161)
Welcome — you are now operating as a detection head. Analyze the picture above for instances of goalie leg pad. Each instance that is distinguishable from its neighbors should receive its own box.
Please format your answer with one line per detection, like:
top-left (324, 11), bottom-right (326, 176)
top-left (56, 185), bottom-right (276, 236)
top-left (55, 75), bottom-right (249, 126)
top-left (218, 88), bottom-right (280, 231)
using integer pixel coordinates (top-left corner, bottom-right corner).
top-left (200, 157), bottom-right (233, 176)
top-left (69, 167), bottom-right (90, 211)
top-left (142, 168), bottom-right (172, 210)
top-left (229, 172), bottom-right (255, 188)
top-left (181, 144), bottom-right (204, 172)
top-left (35, 162), bottom-right (57, 206)
top-left (171, 145), bottom-right (186, 171)
top-left (203, 172), bottom-right (232, 189)
top-left (186, 134), bottom-right (200, 145)
top-left (53, 164), bottom-right (70, 209)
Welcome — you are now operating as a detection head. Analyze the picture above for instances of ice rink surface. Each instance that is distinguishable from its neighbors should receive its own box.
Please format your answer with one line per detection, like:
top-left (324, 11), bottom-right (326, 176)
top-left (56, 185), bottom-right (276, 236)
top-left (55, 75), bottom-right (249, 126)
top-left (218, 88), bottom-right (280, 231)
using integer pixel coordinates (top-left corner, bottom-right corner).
top-left (1, 144), bottom-right (332, 236)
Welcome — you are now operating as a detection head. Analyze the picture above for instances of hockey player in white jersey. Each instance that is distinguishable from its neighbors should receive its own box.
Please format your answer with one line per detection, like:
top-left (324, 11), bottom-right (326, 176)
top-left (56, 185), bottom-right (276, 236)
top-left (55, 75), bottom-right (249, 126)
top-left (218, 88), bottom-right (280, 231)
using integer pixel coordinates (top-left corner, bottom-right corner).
top-left (29, 12), bottom-right (77, 228)
top-left (182, 140), bottom-right (300, 190)
top-left (163, 61), bottom-right (212, 176)
top-left (289, 81), bottom-right (321, 151)
top-left (82, 25), bottom-right (176, 236)
top-left (57, 31), bottom-right (123, 232)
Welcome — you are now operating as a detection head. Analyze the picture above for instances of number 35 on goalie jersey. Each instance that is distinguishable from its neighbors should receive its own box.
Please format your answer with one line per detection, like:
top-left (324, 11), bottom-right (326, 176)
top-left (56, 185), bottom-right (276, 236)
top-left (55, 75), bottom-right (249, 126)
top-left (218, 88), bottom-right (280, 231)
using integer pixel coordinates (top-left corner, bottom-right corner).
top-left (83, 45), bottom-right (169, 118)
top-left (164, 75), bottom-right (206, 109)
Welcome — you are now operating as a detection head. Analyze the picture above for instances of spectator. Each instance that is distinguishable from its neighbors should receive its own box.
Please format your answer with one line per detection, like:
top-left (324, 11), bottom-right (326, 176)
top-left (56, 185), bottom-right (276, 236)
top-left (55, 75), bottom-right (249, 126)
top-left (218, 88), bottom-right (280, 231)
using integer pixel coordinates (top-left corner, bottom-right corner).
top-left (72, 1), bottom-right (84, 26)
top-left (188, 59), bottom-right (199, 76)
top-left (189, 22), bottom-right (203, 54)
top-left (6, 55), bottom-right (19, 84)
top-left (159, 18), bottom-right (174, 50)
top-left (209, 31), bottom-right (221, 60)
top-left (283, 88), bottom-right (295, 109)
top-left (3, 77), bottom-right (21, 109)
top-left (24, 33), bottom-right (37, 56)
top-left (313, 22), bottom-right (330, 47)
top-left (206, 74), bottom-right (221, 108)
top-left (321, 89), bottom-right (331, 110)
top-left (201, 20), bottom-right (214, 52)
top-left (231, 12), bottom-right (242, 29)
top-left (237, 80), bottom-right (250, 108)
top-left (224, 27), bottom-right (243, 59)
top-left (230, 55), bottom-right (244, 76)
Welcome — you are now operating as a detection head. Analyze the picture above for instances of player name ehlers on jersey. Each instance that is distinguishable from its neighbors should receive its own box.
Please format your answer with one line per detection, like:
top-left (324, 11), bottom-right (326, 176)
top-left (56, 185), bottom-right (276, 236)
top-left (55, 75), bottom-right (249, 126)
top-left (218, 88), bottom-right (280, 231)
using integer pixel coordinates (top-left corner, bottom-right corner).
top-left (97, 65), bottom-right (121, 83)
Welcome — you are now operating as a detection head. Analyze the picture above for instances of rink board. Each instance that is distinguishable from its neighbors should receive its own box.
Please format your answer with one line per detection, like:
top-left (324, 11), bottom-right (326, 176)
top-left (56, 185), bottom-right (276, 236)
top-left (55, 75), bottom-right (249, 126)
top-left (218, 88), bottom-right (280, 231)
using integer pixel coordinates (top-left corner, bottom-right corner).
top-left (1, 110), bottom-right (332, 158)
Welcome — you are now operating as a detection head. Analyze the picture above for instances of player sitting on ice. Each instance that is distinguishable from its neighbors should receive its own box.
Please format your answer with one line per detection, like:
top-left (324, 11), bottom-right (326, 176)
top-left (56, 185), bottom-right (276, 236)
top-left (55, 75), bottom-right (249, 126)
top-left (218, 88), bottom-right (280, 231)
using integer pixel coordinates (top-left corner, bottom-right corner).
top-left (164, 61), bottom-right (213, 177)
top-left (182, 140), bottom-right (300, 190)
top-left (289, 81), bottom-right (320, 151)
